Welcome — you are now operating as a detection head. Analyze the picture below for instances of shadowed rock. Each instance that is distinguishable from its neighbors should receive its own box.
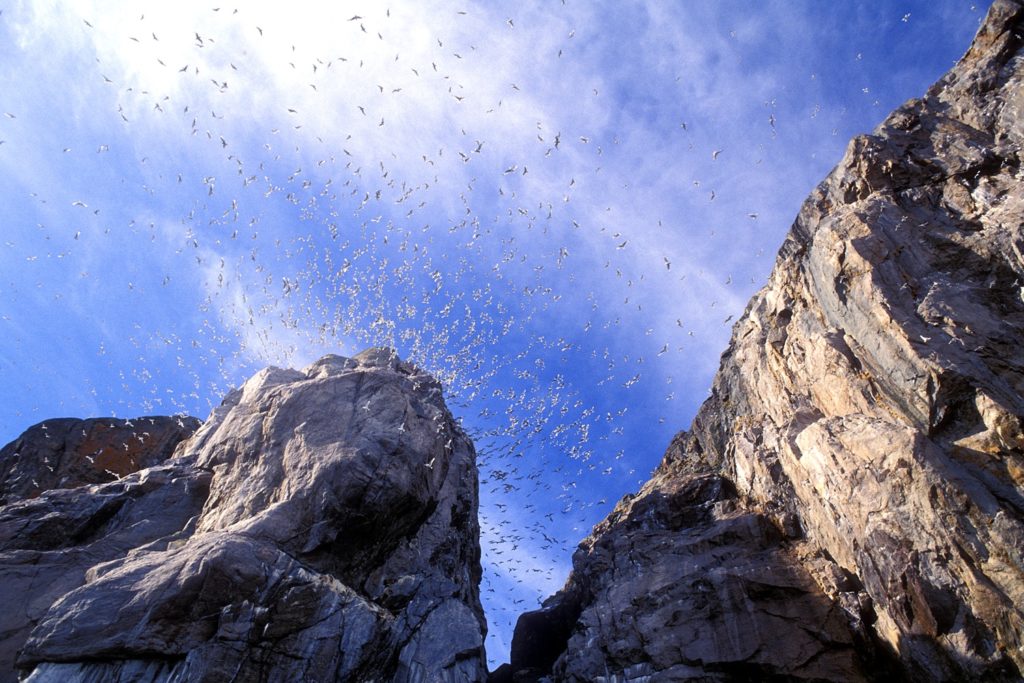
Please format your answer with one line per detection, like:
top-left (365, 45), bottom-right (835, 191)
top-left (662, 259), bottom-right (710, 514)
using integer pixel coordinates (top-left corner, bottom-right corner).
top-left (498, 1), bottom-right (1024, 680)
top-left (0, 415), bottom-right (200, 505)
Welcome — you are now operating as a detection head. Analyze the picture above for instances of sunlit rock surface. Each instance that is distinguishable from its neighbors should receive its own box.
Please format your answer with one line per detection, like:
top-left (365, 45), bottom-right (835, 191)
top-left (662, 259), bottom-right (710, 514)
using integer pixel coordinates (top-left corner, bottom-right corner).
top-left (498, 1), bottom-right (1024, 680)
top-left (2, 349), bottom-right (486, 682)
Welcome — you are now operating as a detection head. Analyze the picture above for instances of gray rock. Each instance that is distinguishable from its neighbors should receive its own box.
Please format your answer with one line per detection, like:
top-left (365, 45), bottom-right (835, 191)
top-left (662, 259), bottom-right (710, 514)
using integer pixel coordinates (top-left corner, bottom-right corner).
top-left (0, 420), bottom-right (206, 683)
top-left (499, 1), bottom-right (1024, 680)
top-left (6, 349), bottom-right (486, 682)
top-left (500, 453), bottom-right (880, 683)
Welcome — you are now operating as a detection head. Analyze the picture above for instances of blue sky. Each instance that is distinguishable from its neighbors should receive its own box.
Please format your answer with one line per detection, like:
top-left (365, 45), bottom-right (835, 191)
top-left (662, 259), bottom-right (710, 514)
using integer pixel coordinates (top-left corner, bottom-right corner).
top-left (0, 0), bottom-right (985, 665)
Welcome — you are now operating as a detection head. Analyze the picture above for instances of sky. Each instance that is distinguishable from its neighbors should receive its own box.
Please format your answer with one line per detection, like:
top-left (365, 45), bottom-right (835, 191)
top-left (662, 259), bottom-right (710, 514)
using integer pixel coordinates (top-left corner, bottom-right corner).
top-left (0, 0), bottom-right (987, 666)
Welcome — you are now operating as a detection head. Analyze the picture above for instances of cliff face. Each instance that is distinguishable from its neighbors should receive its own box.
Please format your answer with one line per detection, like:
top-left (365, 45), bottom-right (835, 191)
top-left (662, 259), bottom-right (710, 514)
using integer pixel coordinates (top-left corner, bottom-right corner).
top-left (0, 349), bottom-right (487, 682)
top-left (0, 416), bottom-right (201, 506)
top-left (499, 1), bottom-right (1024, 681)
top-left (0, 416), bottom-right (201, 683)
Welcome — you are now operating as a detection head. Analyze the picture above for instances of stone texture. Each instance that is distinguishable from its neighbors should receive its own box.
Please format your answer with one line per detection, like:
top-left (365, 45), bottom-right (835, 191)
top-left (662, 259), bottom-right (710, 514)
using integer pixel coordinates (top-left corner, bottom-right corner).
top-left (3, 349), bottom-right (486, 682)
top-left (0, 460), bottom-right (212, 683)
top-left (0, 416), bottom-right (201, 506)
top-left (0, 416), bottom-right (202, 683)
top-left (498, 1), bottom-right (1024, 681)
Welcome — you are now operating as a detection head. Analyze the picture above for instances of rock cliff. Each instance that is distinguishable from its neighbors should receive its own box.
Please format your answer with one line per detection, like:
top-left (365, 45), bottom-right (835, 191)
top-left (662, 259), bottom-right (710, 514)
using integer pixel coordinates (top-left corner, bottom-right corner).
top-left (0, 349), bottom-right (487, 682)
top-left (497, 1), bottom-right (1024, 681)
top-left (0, 416), bottom-right (201, 683)
top-left (0, 416), bottom-right (201, 506)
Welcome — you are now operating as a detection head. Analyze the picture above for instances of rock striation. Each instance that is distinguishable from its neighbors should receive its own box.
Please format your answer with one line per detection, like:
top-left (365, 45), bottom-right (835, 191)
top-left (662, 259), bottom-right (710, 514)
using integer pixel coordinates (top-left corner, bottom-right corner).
top-left (498, 1), bottom-right (1024, 681)
top-left (0, 349), bottom-right (487, 682)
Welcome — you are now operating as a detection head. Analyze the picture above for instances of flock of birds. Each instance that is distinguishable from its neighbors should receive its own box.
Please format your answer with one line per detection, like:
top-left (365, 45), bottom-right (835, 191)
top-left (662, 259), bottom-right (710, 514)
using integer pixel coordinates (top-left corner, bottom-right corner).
top-left (0, 1), bottom-right (966, 659)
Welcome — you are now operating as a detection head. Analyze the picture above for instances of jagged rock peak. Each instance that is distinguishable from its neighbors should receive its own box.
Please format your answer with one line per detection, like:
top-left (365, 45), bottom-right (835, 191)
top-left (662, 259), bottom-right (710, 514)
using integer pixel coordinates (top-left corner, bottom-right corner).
top-left (498, 1), bottom-right (1024, 681)
top-left (1, 349), bottom-right (487, 683)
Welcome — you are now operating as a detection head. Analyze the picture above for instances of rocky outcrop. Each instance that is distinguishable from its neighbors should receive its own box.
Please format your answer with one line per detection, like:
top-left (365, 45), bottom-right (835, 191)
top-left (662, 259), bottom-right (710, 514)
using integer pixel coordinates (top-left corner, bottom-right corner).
top-left (493, 459), bottom-right (880, 682)
top-left (0, 446), bottom-right (209, 683)
top-left (0, 415), bottom-right (201, 682)
top-left (1, 349), bottom-right (487, 682)
top-left (0, 416), bottom-right (201, 506)
top-left (498, 1), bottom-right (1024, 680)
